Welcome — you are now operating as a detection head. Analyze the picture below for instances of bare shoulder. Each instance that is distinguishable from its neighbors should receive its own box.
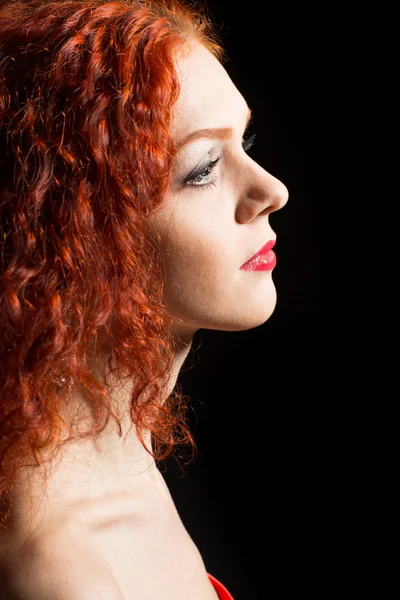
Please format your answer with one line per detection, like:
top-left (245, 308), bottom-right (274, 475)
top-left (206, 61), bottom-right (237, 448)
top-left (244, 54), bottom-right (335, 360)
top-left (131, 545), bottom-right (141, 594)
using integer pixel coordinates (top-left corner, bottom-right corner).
top-left (1, 528), bottom-right (124, 600)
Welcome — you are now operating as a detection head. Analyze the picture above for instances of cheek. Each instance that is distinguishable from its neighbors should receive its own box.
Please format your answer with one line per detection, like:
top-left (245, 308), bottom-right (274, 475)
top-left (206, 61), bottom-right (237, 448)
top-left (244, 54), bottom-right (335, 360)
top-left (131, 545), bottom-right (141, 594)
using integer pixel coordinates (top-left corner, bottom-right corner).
top-left (159, 219), bottom-right (230, 308)
top-left (163, 229), bottom-right (220, 284)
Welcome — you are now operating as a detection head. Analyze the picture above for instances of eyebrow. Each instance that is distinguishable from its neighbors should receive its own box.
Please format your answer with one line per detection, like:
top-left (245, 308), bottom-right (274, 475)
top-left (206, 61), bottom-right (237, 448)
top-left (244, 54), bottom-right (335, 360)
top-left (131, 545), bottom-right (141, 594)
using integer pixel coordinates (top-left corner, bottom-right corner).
top-left (176, 107), bottom-right (253, 150)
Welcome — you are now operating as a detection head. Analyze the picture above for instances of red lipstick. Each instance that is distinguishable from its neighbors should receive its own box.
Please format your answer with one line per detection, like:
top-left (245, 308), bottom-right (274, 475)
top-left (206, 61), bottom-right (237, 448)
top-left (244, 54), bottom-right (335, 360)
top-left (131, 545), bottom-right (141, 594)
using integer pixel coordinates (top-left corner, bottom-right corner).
top-left (240, 239), bottom-right (277, 271)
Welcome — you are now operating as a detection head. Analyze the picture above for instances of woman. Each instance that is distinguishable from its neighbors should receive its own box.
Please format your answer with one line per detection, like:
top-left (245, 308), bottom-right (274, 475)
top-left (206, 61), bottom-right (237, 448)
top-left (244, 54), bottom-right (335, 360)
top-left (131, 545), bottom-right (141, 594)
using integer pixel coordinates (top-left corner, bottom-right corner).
top-left (0, 0), bottom-right (288, 597)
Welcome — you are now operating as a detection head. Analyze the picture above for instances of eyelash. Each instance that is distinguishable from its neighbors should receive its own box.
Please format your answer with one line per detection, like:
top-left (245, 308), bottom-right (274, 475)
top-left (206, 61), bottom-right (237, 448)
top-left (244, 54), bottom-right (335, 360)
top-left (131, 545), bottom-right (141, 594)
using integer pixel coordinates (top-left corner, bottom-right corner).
top-left (183, 132), bottom-right (257, 191)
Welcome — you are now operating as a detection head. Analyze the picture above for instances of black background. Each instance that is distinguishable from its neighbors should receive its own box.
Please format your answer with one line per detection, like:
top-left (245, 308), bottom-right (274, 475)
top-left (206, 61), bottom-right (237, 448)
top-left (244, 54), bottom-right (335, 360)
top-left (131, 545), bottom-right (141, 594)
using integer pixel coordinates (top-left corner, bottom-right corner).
top-left (160, 3), bottom-right (383, 599)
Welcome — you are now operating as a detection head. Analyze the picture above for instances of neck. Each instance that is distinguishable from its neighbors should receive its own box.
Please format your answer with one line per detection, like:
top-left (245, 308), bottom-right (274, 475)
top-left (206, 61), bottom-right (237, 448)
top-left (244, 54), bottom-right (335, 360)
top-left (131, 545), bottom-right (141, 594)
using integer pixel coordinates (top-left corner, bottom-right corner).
top-left (4, 330), bottom-right (194, 537)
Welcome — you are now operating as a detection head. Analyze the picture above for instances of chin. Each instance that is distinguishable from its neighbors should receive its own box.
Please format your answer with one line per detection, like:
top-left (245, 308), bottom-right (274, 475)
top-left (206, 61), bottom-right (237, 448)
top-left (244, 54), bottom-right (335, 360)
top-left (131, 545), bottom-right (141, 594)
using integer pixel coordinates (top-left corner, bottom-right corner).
top-left (225, 306), bottom-right (277, 332)
top-left (170, 286), bottom-right (278, 334)
top-left (231, 288), bottom-right (278, 331)
top-left (200, 298), bottom-right (278, 333)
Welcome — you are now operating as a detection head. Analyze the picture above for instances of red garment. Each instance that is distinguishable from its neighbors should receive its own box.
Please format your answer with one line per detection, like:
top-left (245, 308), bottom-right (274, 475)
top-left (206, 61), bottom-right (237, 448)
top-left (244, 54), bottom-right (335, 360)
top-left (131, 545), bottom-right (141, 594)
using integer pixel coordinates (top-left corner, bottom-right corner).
top-left (207, 573), bottom-right (235, 600)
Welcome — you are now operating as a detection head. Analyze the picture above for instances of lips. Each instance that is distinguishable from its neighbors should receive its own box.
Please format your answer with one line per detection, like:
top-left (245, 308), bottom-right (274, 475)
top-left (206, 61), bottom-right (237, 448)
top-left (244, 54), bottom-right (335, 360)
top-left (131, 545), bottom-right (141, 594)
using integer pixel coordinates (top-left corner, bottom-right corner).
top-left (240, 239), bottom-right (276, 269)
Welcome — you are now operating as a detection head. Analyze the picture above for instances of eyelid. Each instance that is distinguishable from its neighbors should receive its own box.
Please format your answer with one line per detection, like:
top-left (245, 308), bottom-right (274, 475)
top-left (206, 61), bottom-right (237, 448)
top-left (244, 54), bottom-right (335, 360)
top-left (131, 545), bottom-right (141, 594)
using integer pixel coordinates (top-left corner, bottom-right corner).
top-left (183, 155), bottom-right (221, 185)
top-left (181, 129), bottom-right (257, 190)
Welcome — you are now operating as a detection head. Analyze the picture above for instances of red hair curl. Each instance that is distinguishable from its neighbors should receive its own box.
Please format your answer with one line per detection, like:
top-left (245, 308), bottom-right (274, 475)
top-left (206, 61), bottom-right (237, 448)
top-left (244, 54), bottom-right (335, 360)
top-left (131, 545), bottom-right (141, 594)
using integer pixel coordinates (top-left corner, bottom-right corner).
top-left (0, 0), bottom-right (223, 525)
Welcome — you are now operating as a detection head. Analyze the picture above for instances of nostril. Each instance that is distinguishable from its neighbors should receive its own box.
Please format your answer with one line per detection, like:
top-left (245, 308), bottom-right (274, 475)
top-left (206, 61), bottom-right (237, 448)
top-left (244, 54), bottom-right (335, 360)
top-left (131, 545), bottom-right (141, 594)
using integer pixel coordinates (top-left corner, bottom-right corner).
top-left (259, 205), bottom-right (272, 217)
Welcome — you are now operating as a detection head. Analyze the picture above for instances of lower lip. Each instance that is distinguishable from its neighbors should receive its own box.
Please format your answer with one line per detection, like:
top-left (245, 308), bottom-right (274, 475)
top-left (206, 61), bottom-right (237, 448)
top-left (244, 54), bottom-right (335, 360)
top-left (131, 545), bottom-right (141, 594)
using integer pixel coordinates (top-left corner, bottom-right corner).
top-left (240, 249), bottom-right (277, 271)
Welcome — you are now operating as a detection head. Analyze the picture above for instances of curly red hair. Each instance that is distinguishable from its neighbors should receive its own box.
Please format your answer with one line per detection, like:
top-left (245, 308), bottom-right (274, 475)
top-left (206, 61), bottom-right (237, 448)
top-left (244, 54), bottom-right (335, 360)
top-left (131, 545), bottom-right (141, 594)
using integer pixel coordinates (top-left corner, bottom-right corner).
top-left (0, 0), bottom-right (223, 523)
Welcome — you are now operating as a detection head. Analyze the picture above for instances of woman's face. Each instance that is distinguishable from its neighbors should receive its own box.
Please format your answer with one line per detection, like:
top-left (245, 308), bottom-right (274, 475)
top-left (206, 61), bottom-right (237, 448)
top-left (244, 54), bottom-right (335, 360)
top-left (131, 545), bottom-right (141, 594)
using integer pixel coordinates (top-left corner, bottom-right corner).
top-left (151, 41), bottom-right (289, 339)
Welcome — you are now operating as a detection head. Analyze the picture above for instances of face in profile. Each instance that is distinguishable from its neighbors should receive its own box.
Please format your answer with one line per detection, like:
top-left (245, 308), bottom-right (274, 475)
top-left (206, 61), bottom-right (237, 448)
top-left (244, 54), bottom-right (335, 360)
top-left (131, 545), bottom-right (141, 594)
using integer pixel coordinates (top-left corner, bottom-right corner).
top-left (151, 41), bottom-right (289, 339)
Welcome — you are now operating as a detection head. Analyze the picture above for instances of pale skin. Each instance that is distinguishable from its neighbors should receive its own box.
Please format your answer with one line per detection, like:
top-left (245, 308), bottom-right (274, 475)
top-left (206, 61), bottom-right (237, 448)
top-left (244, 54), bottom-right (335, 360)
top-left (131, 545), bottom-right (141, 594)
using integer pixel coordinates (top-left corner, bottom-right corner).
top-left (0, 41), bottom-right (288, 599)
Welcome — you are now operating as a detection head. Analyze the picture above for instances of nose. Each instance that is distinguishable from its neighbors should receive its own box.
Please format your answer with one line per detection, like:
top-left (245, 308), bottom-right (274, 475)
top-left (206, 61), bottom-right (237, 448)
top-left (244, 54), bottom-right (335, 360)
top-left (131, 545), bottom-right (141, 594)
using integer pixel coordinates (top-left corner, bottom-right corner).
top-left (238, 159), bottom-right (289, 221)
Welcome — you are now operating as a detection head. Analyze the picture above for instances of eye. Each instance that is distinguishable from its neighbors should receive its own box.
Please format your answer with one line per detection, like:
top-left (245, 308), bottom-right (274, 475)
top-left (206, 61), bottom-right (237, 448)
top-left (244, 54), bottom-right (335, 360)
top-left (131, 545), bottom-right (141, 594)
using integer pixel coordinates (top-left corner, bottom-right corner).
top-left (242, 132), bottom-right (256, 152)
top-left (183, 155), bottom-right (221, 189)
top-left (182, 131), bottom-right (257, 191)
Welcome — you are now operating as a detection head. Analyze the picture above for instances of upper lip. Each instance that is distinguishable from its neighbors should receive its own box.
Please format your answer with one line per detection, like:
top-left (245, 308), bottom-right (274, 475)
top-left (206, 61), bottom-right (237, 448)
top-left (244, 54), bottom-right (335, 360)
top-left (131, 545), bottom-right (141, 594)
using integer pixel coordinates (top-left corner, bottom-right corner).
top-left (240, 239), bottom-right (276, 268)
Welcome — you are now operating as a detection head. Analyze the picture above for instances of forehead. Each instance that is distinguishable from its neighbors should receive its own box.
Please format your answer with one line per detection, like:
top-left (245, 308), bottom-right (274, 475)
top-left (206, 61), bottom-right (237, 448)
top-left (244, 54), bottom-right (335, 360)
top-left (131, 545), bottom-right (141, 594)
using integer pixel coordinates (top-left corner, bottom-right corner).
top-left (171, 41), bottom-right (248, 137)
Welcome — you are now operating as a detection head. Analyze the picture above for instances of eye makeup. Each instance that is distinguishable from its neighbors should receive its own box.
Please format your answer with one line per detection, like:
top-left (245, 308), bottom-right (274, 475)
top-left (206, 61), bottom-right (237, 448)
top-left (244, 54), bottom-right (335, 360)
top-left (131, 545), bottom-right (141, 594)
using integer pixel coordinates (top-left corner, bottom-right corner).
top-left (182, 131), bottom-right (257, 189)
top-left (183, 156), bottom-right (222, 186)
top-left (241, 132), bottom-right (256, 152)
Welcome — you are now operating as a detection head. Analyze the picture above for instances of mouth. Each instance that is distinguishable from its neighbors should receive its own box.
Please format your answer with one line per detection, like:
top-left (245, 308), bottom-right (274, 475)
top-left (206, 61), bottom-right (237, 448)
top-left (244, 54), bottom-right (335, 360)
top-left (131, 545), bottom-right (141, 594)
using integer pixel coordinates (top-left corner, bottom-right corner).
top-left (240, 239), bottom-right (276, 270)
